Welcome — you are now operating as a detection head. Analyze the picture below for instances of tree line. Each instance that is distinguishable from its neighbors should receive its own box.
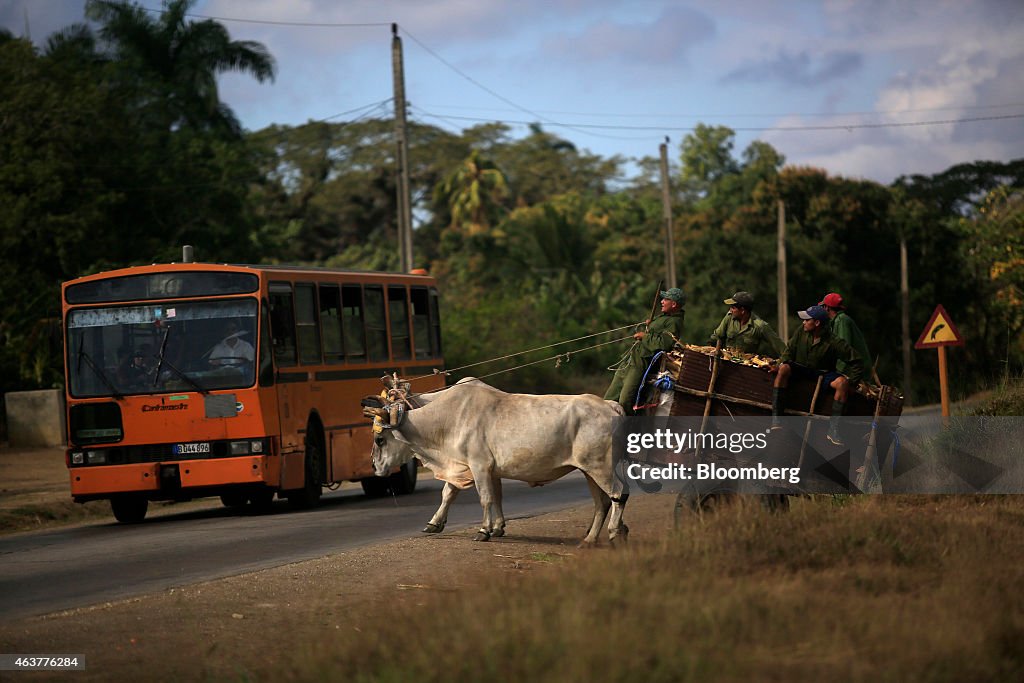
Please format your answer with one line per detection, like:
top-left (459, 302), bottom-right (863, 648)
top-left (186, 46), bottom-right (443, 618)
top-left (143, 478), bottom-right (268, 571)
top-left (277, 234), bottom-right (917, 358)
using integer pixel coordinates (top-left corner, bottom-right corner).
top-left (1, 1), bottom-right (1022, 424)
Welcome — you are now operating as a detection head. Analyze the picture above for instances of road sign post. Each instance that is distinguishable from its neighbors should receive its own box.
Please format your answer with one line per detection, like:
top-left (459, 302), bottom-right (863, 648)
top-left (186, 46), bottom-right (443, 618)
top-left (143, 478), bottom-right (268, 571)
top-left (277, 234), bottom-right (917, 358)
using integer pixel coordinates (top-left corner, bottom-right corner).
top-left (914, 304), bottom-right (964, 420)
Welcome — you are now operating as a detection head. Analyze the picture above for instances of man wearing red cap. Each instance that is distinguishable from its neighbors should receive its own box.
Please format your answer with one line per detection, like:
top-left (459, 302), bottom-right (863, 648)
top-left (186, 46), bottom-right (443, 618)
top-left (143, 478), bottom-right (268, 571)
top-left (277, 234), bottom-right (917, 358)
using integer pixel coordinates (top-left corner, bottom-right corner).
top-left (820, 292), bottom-right (872, 381)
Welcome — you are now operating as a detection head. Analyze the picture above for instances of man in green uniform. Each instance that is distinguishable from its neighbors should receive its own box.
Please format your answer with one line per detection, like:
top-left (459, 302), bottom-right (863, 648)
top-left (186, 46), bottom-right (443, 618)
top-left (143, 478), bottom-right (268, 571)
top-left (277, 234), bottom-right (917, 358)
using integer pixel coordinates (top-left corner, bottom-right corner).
top-left (710, 291), bottom-right (785, 357)
top-left (604, 287), bottom-right (686, 415)
top-left (820, 292), bottom-right (872, 381)
top-left (771, 305), bottom-right (864, 445)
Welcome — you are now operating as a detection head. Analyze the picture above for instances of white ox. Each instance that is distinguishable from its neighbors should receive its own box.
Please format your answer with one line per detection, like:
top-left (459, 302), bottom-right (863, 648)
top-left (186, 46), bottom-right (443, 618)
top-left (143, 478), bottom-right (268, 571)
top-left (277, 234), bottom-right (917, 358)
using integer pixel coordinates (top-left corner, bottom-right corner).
top-left (364, 377), bottom-right (628, 546)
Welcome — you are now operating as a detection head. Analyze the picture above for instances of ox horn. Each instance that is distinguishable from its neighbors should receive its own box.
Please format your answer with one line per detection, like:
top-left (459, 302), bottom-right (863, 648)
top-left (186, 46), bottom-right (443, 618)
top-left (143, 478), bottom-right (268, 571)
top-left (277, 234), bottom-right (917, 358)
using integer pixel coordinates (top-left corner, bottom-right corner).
top-left (362, 406), bottom-right (389, 421)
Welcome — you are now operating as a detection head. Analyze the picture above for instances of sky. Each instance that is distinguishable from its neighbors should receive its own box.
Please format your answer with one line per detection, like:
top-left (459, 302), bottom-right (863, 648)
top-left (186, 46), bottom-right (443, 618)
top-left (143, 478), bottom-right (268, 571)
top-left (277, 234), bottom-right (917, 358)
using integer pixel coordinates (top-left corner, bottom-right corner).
top-left (3, 0), bottom-right (1024, 184)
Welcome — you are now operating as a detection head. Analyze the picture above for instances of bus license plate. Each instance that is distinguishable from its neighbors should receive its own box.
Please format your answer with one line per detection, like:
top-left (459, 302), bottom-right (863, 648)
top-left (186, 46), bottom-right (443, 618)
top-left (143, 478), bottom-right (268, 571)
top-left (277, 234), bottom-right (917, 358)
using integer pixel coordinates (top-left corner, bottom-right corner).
top-left (174, 442), bottom-right (210, 455)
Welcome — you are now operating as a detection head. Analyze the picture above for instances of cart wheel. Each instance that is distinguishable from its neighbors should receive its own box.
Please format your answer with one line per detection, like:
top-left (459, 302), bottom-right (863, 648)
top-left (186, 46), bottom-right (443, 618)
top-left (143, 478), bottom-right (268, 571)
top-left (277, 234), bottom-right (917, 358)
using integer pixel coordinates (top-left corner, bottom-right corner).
top-left (759, 494), bottom-right (791, 512)
top-left (673, 491), bottom-right (735, 527)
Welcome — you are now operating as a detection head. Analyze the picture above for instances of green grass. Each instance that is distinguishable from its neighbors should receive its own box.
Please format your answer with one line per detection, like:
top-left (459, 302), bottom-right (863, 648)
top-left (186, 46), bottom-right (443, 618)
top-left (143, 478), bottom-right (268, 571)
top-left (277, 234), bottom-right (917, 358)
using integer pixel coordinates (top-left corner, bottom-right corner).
top-left (288, 495), bottom-right (1024, 682)
top-left (971, 377), bottom-right (1024, 416)
top-left (529, 552), bottom-right (563, 563)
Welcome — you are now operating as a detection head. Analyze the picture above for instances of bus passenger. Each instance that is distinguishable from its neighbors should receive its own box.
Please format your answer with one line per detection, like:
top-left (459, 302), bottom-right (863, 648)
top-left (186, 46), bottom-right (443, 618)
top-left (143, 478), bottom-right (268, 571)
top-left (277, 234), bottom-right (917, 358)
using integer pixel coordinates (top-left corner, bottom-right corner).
top-left (118, 344), bottom-right (153, 388)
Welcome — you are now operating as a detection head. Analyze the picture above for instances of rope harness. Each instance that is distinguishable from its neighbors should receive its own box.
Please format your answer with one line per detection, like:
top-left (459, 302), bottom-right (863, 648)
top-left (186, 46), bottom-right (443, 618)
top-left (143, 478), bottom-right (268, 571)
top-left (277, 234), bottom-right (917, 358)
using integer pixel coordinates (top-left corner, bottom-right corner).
top-left (364, 324), bottom-right (645, 426)
top-left (405, 322), bottom-right (642, 387)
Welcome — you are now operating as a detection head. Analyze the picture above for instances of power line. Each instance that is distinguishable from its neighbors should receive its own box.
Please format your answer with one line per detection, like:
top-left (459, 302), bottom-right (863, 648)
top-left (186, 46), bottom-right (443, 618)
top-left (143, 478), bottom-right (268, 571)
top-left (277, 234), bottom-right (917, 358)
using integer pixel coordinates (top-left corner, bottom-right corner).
top-left (416, 101), bottom-right (1024, 120)
top-left (247, 98), bottom-right (394, 140)
top-left (399, 27), bottom-right (645, 142)
top-left (406, 107), bottom-right (467, 137)
top-left (138, 5), bottom-right (389, 28)
top-left (407, 103), bottom-right (652, 143)
top-left (406, 109), bottom-right (1024, 134)
top-left (132, 6), bottom-right (1024, 136)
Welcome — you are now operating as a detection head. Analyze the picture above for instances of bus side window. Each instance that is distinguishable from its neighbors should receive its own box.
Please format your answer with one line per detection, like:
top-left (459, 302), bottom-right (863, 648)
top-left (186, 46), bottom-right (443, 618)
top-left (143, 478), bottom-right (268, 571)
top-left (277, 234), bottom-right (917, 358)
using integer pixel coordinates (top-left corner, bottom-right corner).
top-left (411, 286), bottom-right (431, 360)
top-left (364, 285), bottom-right (388, 363)
top-left (319, 284), bottom-right (344, 364)
top-left (388, 285), bottom-right (411, 361)
top-left (296, 283), bottom-right (322, 365)
top-left (342, 284), bottom-right (366, 363)
top-left (259, 300), bottom-right (275, 386)
top-left (269, 283), bottom-right (297, 368)
top-left (429, 287), bottom-right (442, 358)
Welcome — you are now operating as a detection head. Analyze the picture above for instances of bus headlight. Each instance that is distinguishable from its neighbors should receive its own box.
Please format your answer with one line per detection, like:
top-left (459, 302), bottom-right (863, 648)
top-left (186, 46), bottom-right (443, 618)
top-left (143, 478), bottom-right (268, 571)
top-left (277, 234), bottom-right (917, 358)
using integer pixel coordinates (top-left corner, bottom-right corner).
top-left (71, 451), bottom-right (84, 465)
top-left (86, 450), bottom-right (107, 464)
top-left (250, 440), bottom-right (264, 454)
top-left (230, 440), bottom-right (249, 455)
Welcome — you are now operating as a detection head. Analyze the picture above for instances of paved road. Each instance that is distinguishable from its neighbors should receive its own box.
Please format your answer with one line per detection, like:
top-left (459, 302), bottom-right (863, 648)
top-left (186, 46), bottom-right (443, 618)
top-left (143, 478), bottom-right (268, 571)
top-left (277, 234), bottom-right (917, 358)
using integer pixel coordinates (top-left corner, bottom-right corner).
top-left (0, 475), bottom-right (592, 620)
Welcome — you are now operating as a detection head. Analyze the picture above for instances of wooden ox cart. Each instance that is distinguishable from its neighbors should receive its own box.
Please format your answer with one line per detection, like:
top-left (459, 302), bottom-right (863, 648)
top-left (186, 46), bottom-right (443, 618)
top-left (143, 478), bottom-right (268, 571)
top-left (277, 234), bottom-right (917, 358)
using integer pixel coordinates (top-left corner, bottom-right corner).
top-left (639, 345), bottom-right (904, 515)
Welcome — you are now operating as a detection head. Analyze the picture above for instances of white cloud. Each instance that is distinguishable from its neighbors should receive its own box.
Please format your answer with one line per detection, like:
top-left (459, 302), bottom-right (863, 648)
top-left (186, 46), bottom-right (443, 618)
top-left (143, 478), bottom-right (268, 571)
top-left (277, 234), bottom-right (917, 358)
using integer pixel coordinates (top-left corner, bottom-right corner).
top-left (876, 47), bottom-right (1001, 143)
top-left (4, 0), bottom-right (1024, 183)
top-left (538, 5), bottom-right (716, 66)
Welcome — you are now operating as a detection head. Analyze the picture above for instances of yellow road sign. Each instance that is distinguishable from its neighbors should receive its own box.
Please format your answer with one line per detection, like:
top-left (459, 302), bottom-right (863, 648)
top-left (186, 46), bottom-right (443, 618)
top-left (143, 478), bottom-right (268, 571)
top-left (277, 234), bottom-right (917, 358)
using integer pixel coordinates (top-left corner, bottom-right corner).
top-left (914, 304), bottom-right (964, 349)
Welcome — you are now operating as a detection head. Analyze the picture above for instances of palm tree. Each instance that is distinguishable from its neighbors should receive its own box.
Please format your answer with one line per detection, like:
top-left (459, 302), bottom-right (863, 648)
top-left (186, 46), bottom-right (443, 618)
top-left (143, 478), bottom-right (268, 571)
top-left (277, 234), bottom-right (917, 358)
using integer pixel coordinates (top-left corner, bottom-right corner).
top-left (85, 0), bottom-right (275, 135)
top-left (435, 150), bottom-right (509, 235)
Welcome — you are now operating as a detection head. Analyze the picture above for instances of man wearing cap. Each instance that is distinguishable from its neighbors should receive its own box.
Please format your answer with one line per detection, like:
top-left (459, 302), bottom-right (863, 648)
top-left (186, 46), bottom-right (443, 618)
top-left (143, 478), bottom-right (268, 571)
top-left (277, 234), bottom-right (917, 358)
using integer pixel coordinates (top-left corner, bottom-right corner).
top-left (604, 287), bottom-right (686, 415)
top-left (820, 292), bottom-right (873, 381)
top-left (208, 320), bottom-right (255, 368)
top-left (771, 305), bottom-right (864, 445)
top-left (710, 291), bottom-right (786, 357)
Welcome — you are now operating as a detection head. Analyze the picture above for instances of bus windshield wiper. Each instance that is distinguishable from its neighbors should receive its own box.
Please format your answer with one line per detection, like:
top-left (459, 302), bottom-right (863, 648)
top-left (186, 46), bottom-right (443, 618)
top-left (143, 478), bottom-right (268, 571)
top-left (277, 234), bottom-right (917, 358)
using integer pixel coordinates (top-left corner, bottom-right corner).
top-left (157, 356), bottom-right (209, 395)
top-left (153, 325), bottom-right (208, 394)
top-left (76, 334), bottom-right (123, 400)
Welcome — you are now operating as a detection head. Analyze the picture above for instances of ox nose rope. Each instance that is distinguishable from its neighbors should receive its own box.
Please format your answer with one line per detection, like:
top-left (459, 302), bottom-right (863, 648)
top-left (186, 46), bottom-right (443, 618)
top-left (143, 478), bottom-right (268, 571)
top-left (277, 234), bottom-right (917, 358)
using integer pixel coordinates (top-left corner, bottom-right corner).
top-left (467, 336), bottom-right (634, 382)
top-left (406, 323), bottom-right (642, 386)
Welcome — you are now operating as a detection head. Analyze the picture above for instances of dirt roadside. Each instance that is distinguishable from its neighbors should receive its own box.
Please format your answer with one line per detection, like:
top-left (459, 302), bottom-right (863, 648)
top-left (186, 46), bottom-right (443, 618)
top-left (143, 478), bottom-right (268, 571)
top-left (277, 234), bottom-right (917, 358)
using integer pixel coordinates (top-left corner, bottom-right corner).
top-left (0, 446), bottom-right (229, 532)
top-left (0, 446), bottom-right (674, 681)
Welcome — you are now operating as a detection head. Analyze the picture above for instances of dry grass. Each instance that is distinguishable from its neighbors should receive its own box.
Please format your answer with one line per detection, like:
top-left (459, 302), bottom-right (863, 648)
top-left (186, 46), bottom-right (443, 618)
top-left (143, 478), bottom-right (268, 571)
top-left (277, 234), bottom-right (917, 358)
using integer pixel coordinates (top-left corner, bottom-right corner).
top-left (0, 498), bottom-right (113, 533)
top-left (971, 377), bottom-right (1024, 416)
top-left (289, 495), bottom-right (1024, 683)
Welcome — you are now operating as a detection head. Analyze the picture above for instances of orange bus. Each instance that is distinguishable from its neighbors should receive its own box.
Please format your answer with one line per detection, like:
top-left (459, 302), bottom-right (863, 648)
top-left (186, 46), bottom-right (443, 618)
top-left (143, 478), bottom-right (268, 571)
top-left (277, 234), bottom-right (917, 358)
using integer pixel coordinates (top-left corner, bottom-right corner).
top-left (61, 260), bottom-right (444, 522)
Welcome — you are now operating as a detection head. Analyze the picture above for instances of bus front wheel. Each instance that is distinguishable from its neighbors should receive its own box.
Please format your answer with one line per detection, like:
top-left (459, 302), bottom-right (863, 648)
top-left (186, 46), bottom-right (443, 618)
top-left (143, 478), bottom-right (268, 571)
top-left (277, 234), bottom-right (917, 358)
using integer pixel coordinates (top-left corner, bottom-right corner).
top-left (110, 494), bottom-right (149, 523)
top-left (361, 475), bottom-right (390, 498)
top-left (389, 458), bottom-right (418, 495)
top-left (220, 492), bottom-right (248, 508)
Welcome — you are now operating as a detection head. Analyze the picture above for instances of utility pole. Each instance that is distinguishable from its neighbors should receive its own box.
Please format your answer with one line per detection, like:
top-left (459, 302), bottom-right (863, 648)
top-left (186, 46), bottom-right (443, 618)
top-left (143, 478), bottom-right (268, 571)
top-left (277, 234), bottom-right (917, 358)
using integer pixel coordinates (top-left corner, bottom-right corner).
top-left (900, 237), bottom-right (912, 405)
top-left (659, 138), bottom-right (677, 289)
top-left (391, 24), bottom-right (413, 272)
top-left (777, 200), bottom-right (788, 340)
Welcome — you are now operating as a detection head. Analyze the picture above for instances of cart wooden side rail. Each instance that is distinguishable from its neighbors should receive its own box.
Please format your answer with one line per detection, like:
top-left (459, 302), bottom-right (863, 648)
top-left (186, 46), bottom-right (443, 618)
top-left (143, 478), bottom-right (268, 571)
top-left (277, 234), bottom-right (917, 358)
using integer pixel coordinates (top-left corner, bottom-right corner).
top-left (651, 348), bottom-right (903, 420)
top-left (642, 348), bottom-right (904, 521)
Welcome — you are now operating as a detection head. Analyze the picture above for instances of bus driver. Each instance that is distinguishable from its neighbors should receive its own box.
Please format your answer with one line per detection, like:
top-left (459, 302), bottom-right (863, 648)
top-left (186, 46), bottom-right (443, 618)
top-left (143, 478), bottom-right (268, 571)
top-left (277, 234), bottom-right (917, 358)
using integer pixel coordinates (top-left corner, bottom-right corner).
top-left (208, 320), bottom-right (254, 368)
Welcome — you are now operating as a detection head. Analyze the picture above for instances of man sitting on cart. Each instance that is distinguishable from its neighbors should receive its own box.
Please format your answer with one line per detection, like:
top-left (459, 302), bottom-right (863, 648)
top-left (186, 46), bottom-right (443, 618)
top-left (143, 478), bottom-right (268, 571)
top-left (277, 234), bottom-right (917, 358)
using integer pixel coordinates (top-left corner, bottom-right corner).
top-left (709, 290), bottom-right (786, 357)
top-left (819, 292), bottom-right (873, 383)
top-left (605, 287), bottom-right (686, 415)
top-left (770, 305), bottom-right (864, 446)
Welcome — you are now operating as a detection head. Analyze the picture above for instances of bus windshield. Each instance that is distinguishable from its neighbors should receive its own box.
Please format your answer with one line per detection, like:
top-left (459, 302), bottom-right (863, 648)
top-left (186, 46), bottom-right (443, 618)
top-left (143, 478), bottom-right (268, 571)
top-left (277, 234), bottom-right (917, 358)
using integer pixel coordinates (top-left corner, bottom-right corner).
top-left (67, 298), bottom-right (258, 397)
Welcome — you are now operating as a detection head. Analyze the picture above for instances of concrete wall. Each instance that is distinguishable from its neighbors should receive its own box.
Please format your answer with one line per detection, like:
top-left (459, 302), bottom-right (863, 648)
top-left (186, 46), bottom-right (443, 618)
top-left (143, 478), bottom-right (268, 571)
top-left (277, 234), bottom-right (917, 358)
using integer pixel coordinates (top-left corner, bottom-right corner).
top-left (4, 389), bottom-right (66, 447)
